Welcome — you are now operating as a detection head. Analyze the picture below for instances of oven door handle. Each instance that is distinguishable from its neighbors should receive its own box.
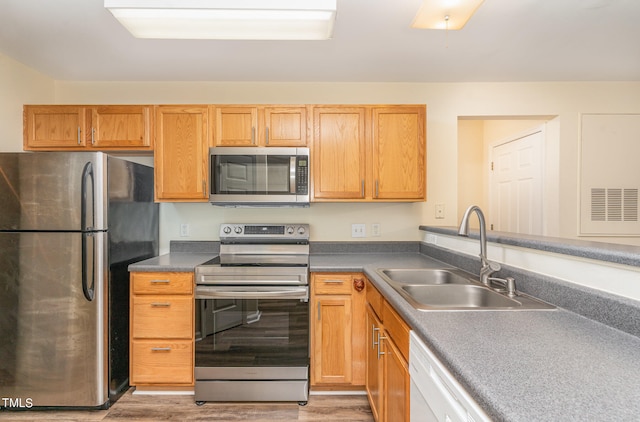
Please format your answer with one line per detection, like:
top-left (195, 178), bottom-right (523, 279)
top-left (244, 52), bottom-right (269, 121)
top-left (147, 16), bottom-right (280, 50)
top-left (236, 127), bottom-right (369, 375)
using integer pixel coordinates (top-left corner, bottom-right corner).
top-left (197, 277), bottom-right (307, 285)
top-left (196, 286), bottom-right (309, 300)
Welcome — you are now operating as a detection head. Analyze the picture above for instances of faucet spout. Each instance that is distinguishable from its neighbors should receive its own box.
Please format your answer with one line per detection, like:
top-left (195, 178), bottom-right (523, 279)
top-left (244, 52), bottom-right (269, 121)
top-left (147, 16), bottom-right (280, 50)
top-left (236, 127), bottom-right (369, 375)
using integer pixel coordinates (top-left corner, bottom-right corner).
top-left (458, 205), bottom-right (500, 285)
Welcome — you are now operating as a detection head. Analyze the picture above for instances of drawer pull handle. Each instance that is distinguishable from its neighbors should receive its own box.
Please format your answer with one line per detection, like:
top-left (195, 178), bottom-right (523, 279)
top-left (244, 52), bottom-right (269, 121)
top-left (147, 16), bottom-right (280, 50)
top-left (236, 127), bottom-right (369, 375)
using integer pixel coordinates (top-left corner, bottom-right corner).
top-left (323, 279), bottom-right (345, 284)
top-left (151, 347), bottom-right (172, 352)
top-left (150, 302), bottom-right (171, 307)
top-left (150, 279), bottom-right (170, 284)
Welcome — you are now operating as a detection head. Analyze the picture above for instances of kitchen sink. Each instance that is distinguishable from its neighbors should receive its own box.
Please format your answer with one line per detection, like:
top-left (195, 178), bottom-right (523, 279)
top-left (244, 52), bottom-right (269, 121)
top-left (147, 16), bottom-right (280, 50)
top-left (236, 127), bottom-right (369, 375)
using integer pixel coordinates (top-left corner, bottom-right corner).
top-left (376, 268), bottom-right (555, 311)
top-left (379, 268), bottom-right (474, 285)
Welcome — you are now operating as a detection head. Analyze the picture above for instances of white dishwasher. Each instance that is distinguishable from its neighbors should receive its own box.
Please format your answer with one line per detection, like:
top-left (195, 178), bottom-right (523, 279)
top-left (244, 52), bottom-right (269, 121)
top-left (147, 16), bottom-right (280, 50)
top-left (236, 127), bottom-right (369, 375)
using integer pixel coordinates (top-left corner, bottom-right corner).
top-left (409, 331), bottom-right (491, 422)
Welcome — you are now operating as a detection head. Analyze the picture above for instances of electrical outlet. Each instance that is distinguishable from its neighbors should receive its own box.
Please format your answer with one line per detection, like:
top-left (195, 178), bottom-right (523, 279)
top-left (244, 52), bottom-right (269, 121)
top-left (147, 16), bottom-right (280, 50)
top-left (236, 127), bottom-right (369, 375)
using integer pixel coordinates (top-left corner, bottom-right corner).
top-left (180, 223), bottom-right (190, 237)
top-left (435, 204), bottom-right (445, 219)
top-left (351, 223), bottom-right (366, 238)
top-left (371, 223), bottom-right (381, 237)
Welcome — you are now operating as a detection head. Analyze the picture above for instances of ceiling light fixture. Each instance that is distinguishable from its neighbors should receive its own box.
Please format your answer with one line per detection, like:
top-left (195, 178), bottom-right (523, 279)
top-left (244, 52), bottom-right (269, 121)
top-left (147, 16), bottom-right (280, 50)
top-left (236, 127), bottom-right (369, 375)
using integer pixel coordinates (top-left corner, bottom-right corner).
top-left (411, 0), bottom-right (484, 30)
top-left (104, 0), bottom-right (337, 40)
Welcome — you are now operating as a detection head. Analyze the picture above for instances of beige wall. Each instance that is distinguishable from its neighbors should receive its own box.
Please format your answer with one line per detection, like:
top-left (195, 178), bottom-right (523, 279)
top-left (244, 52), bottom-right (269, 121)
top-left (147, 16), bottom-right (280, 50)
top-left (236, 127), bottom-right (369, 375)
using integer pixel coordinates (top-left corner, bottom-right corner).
top-left (0, 54), bottom-right (55, 150)
top-left (0, 66), bottom-right (637, 251)
top-left (457, 119), bottom-right (484, 228)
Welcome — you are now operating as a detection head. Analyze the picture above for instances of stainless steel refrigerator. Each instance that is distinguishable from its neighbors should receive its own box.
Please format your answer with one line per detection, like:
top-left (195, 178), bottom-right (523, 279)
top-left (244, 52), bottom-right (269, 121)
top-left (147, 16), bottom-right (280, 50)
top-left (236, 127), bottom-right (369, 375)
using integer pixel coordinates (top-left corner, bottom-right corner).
top-left (0, 152), bottom-right (158, 409)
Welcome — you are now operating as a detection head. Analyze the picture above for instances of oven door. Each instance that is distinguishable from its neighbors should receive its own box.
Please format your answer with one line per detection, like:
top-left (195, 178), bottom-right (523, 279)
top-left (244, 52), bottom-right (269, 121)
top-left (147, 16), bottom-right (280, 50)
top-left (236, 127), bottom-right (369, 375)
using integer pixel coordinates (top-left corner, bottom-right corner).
top-left (194, 285), bottom-right (310, 372)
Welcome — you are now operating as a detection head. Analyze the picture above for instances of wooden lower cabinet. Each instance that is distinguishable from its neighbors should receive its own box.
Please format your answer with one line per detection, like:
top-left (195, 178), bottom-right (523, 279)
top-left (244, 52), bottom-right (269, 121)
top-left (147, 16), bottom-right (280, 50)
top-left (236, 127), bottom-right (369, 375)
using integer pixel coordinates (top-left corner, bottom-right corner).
top-left (130, 272), bottom-right (194, 387)
top-left (366, 305), bottom-right (384, 420)
top-left (366, 282), bottom-right (410, 422)
top-left (384, 336), bottom-right (410, 422)
top-left (311, 272), bottom-right (366, 388)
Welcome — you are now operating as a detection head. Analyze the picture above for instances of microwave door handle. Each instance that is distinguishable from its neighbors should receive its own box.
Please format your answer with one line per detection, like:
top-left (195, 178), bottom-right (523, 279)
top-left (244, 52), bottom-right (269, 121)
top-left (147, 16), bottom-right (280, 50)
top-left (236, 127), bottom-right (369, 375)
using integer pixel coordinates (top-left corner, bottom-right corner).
top-left (290, 156), bottom-right (296, 193)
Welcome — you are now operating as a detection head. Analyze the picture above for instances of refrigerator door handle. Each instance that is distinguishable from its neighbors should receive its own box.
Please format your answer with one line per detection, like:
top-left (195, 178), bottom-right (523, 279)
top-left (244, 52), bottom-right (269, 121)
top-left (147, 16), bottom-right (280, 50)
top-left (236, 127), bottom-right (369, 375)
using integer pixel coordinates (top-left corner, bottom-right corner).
top-left (81, 162), bottom-right (95, 301)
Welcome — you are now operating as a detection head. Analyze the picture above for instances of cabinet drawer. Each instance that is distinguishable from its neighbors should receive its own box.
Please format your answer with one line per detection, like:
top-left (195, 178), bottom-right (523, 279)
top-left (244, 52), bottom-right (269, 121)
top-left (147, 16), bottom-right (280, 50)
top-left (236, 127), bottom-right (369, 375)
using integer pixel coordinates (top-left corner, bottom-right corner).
top-left (383, 301), bottom-right (410, 362)
top-left (313, 273), bottom-right (354, 294)
top-left (131, 340), bottom-right (193, 385)
top-left (132, 272), bottom-right (193, 295)
top-left (366, 282), bottom-right (384, 319)
top-left (132, 296), bottom-right (193, 339)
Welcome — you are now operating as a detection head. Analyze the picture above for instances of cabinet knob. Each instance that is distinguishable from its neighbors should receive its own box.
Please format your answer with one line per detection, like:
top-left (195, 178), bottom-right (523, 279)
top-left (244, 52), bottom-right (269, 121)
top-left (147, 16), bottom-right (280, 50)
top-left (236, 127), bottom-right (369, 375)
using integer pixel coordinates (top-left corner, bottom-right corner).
top-left (353, 278), bottom-right (365, 292)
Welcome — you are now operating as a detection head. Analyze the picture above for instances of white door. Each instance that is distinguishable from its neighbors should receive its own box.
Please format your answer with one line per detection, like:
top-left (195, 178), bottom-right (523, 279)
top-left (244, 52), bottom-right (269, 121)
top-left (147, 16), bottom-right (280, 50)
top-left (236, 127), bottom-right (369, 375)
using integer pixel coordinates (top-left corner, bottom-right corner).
top-left (490, 129), bottom-right (544, 234)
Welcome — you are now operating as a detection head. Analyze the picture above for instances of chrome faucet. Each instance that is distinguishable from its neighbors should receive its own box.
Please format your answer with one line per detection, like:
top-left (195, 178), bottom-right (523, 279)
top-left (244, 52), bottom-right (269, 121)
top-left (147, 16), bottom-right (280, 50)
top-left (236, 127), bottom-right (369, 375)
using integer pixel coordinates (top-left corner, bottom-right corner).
top-left (458, 205), bottom-right (501, 285)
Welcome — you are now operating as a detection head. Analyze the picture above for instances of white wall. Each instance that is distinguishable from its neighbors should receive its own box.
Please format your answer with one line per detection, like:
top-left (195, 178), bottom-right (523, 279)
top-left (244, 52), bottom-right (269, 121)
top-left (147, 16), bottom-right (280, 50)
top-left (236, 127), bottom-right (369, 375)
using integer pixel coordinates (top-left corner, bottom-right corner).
top-left (0, 54), bottom-right (55, 149)
top-left (0, 74), bottom-right (637, 252)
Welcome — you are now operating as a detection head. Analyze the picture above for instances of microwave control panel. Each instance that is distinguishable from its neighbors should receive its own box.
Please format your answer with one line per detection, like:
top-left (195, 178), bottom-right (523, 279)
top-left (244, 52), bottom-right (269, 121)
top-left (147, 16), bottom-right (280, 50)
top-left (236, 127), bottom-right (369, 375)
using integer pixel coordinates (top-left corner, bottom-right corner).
top-left (296, 156), bottom-right (308, 195)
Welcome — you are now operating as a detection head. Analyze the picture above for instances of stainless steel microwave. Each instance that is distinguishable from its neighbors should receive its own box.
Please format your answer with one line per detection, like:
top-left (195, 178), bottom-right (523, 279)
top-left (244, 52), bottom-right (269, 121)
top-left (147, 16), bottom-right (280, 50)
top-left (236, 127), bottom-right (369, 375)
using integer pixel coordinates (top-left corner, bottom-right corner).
top-left (209, 147), bottom-right (310, 207)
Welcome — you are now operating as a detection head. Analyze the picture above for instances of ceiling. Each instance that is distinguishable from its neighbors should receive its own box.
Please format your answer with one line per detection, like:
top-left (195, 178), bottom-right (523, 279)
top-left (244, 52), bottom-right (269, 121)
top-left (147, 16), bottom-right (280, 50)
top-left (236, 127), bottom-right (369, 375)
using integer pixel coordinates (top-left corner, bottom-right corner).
top-left (0, 0), bottom-right (639, 82)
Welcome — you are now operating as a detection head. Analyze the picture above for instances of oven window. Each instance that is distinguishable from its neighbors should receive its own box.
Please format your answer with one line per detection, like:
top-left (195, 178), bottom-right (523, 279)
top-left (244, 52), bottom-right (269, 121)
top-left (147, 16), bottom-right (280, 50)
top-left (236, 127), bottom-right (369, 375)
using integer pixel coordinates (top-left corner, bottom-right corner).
top-left (195, 298), bottom-right (309, 367)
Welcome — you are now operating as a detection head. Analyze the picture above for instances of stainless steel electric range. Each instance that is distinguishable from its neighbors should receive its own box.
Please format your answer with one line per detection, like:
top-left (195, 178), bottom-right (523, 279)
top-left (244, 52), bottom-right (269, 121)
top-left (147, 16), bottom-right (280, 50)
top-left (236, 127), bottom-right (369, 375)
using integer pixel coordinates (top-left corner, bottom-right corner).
top-left (194, 223), bottom-right (310, 405)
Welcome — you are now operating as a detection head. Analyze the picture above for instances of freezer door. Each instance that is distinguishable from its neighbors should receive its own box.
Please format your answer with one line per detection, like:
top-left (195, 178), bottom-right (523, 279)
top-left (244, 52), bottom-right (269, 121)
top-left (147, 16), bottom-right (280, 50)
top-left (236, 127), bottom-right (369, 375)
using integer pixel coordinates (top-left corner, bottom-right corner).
top-left (0, 152), bottom-right (106, 231)
top-left (0, 231), bottom-right (106, 408)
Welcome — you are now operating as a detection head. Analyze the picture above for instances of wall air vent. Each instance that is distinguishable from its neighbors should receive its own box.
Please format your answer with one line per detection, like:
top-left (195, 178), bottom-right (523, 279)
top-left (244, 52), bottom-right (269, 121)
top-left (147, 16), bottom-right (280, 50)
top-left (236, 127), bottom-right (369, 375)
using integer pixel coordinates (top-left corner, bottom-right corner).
top-left (590, 188), bottom-right (638, 222)
top-left (580, 114), bottom-right (640, 236)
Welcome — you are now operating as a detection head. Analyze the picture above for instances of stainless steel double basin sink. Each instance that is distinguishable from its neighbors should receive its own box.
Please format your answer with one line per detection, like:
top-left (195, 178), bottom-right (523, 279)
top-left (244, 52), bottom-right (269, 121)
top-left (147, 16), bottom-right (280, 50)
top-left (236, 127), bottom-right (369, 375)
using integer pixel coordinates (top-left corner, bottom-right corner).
top-left (376, 268), bottom-right (555, 311)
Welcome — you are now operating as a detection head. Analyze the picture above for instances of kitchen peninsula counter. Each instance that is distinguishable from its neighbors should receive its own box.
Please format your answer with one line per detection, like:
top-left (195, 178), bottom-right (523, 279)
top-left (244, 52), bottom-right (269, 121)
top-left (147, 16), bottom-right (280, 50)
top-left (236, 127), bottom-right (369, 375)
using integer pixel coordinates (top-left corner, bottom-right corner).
top-left (311, 250), bottom-right (640, 422)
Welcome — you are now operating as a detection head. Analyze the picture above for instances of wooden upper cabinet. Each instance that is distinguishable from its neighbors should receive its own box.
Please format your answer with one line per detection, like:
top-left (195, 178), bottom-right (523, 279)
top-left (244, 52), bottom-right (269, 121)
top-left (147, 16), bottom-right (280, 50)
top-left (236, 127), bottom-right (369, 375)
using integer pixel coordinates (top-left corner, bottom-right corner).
top-left (154, 105), bottom-right (210, 202)
top-left (312, 107), bottom-right (367, 200)
top-left (24, 105), bottom-right (86, 149)
top-left (24, 105), bottom-right (153, 151)
top-left (90, 105), bottom-right (153, 150)
top-left (214, 106), bottom-right (258, 146)
top-left (372, 106), bottom-right (426, 200)
top-left (264, 106), bottom-right (307, 146)
top-left (311, 104), bottom-right (426, 202)
top-left (213, 105), bottom-right (308, 147)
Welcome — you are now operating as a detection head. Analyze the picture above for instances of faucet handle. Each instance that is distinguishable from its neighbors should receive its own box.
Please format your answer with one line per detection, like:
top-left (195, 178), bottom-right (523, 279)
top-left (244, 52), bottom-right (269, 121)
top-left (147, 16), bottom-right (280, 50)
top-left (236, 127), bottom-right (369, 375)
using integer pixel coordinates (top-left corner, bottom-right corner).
top-left (488, 261), bottom-right (501, 272)
top-left (487, 276), bottom-right (517, 296)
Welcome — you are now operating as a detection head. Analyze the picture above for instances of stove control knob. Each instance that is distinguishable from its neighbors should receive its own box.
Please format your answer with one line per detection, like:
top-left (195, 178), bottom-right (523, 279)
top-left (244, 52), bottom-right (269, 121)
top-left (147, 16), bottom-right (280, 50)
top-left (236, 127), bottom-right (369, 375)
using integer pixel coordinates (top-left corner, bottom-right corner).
top-left (222, 226), bottom-right (232, 234)
top-left (234, 226), bottom-right (243, 234)
top-left (297, 226), bottom-right (306, 235)
top-left (286, 226), bottom-right (295, 235)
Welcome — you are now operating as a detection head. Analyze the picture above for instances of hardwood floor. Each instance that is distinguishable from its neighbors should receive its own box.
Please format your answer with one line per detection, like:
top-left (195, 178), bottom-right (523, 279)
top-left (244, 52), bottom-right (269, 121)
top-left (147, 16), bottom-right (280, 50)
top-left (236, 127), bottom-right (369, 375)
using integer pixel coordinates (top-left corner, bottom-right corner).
top-left (0, 390), bottom-right (374, 421)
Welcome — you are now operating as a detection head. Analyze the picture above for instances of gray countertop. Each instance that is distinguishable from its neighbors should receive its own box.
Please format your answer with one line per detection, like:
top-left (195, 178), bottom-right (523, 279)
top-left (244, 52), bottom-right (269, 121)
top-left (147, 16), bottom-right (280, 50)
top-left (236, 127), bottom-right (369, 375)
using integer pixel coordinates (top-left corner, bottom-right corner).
top-left (311, 253), bottom-right (640, 422)
top-left (128, 252), bottom-right (216, 272)
top-left (129, 249), bottom-right (640, 421)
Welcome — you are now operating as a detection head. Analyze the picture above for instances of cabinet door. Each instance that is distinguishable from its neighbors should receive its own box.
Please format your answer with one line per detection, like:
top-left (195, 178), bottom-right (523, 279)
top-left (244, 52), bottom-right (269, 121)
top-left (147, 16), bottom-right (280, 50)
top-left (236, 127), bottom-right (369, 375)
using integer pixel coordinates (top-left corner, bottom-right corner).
top-left (313, 107), bottom-right (367, 200)
top-left (214, 106), bottom-right (258, 146)
top-left (154, 105), bottom-right (209, 201)
top-left (384, 336), bottom-right (410, 422)
top-left (372, 106), bottom-right (426, 200)
top-left (366, 305), bottom-right (384, 421)
top-left (312, 295), bottom-right (353, 384)
top-left (24, 105), bottom-right (86, 150)
top-left (91, 105), bottom-right (153, 150)
top-left (264, 106), bottom-right (308, 146)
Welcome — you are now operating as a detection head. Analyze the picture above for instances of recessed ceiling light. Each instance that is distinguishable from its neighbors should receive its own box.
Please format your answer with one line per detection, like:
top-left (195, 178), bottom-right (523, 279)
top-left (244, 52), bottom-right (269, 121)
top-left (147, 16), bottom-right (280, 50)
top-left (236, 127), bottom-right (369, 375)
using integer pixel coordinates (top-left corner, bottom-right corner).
top-left (105, 0), bottom-right (337, 40)
top-left (411, 0), bottom-right (484, 30)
